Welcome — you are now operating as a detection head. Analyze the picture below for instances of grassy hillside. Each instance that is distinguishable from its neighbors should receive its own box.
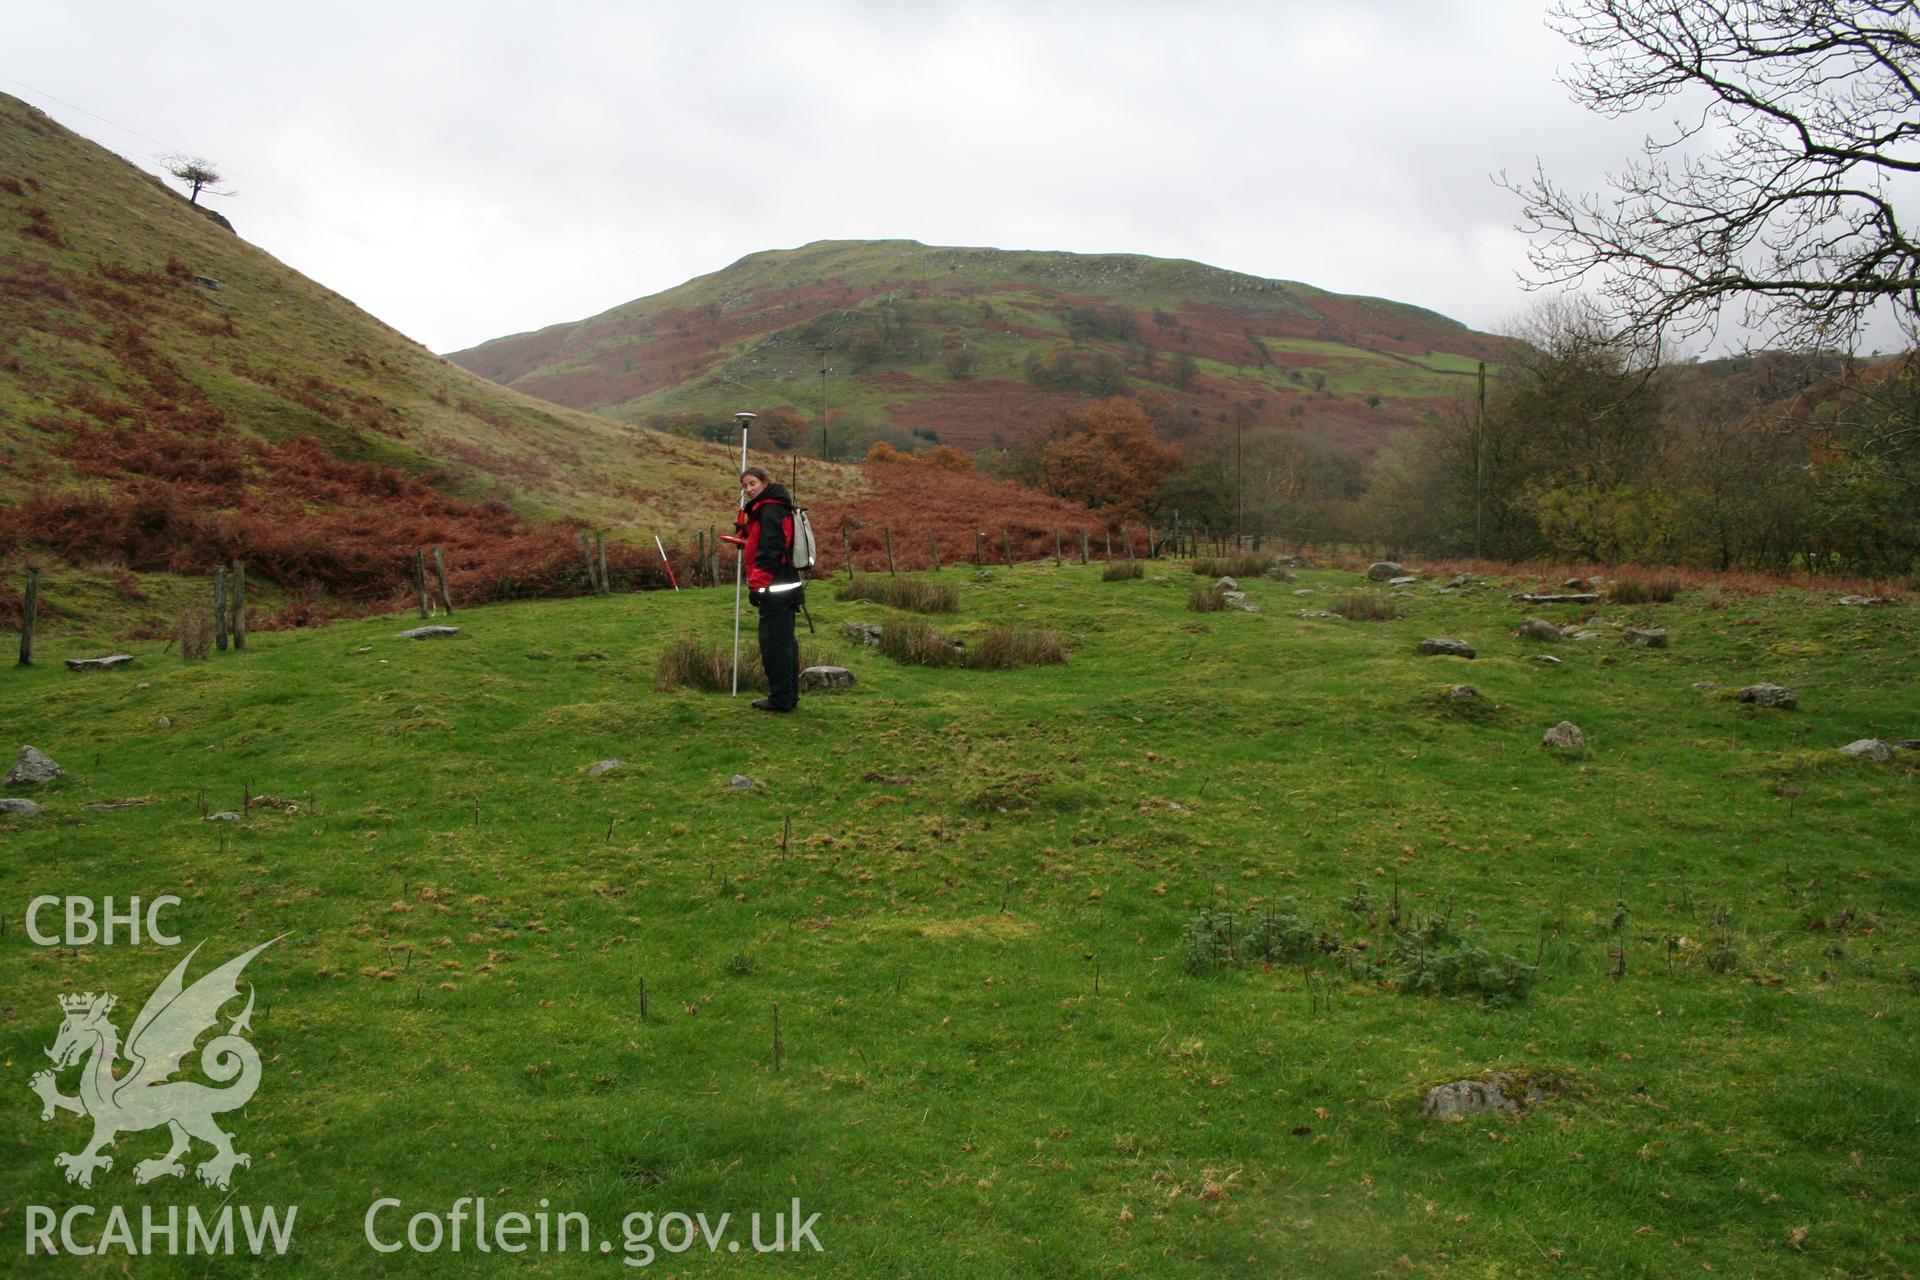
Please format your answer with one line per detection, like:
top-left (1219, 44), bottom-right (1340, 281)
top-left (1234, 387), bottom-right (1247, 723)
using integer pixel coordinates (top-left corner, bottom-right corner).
top-left (0, 93), bottom-right (757, 607)
top-left (450, 240), bottom-right (1520, 454)
top-left (2, 559), bottom-right (1913, 1276)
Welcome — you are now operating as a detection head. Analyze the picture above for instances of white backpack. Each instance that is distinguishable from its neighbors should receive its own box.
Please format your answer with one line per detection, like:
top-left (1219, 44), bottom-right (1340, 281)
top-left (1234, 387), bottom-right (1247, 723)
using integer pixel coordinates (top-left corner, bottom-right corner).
top-left (789, 505), bottom-right (818, 572)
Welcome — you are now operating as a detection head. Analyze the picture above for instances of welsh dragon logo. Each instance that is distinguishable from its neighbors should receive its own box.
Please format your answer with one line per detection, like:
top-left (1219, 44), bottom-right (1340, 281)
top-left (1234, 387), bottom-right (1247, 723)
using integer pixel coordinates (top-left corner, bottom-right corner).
top-left (29, 937), bottom-right (282, 1191)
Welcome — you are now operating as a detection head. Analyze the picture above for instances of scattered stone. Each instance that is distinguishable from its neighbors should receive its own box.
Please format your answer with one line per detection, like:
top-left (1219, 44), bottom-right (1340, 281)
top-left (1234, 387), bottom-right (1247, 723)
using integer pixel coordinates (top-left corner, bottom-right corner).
top-left (800, 665), bottom-right (856, 692)
top-left (1423, 1073), bottom-right (1544, 1118)
top-left (524, 650), bottom-right (553, 661)
top-left (156, 715), bottom-right (172, 729)
top-left (1527, 654), bottom-right (1563, 665)
top-left (1515, 592), bottom-right (1600, 604)
top-left (135, 682), bottom-right (151, 690)
top-left (204, 811), bottom-right (241, 822)
top-left (1367, 561), bottom-right (1404, 581)
top-left (1837, 738), bottom-right (1893, 762)
top-left (860, 771), bottom-right (910, 784)
top-left (1570, 629), bottom-right (1604, 641)
top-left (1447, 573), bottom-right (1474, 588)
top-left (586, 760), bottom-right (625, 777)
top-left (1835, 594), bottom-right (1890, 606)
top-left (0, 798), bottom-right (42, 817)
top-left (574, 651), bottom-right (607, 662)
top-left (356, 645), bottom-right (375, 654)
top-left (1622, 627), bottom-right (1668, 648)
top-left (1692, 681), bottom-right (1721, 692)
top-left (727, 775), bottom-right (755, 791)
top-left (6, 746), bottom-right (62, 786)
top-left (1895, 739), bottom-right (1920, 751)
top-left (1417, 638), bottom-right (1476, 658)
top-left (1517, 618), bottom-right (1561, 642)
top-left (397, 626), bottom-right (459, 640)
top-left (1737, 683), bottom-right (1797, 709)
top-left (66, 654), bottom-right (134, 672)
top-left (1215, 576), bottom-right (1239, 591)
top-left (1297, 610), bottom-right (1337, 619)
top-left (1292, 588), bottom-right (1314, 596)
top-left (1561, 577), bottom-right (1588, 589)
top-left (1388, 575), bottom-right (1418, 587)
top-left (840, 622), bottom-right (884, 646)
top-left (971, 571), bottom-right (994, 583)
top-left (83, 798), bottom-right (155, 810)
top-left (1449, 684), bottom-right (1479, 701)
top-left (1542, 721), bottom-right (1586, 752)
top-left (1235, 602), bottom-right (1261, 613)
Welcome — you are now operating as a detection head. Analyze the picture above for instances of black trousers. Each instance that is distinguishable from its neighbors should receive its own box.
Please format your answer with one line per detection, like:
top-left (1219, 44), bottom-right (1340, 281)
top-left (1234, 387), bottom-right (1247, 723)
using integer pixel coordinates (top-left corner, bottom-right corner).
top-left (755, 589), bottom-right (801, 709)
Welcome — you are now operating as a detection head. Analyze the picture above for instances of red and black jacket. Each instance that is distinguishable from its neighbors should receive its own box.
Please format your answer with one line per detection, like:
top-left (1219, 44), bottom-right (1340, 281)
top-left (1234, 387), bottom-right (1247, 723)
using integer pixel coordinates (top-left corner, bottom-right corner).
top-left (737, 483), bottom-right (799, 592)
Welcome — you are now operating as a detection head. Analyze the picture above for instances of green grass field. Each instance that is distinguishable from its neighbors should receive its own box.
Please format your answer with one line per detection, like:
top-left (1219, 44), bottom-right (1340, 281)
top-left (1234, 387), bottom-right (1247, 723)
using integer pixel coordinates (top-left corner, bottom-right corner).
top-left (2, 562), bottom-right (1915, 1276)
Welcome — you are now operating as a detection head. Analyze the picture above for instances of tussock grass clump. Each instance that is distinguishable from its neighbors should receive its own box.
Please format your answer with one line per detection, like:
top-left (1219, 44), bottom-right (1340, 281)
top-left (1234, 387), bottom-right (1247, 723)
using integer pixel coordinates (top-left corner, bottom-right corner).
top-left (175, 607), bottom-right (213, 661)
top-left (1183, 904), bottom-right (1317, 974)
top-left (1102, 561), bottom-right (1143, 582)
top-left (1332, 591), bottom-right (1397, 621)
top-left (655, 634), bottom-right (764, 692)
top-left (969, 622), bottom-right (1067, 669)
top-left (1192, 552), bottom-right (1276, 578)
top-left (1188, 585), bottom-right (1227, 612)
top-left (879, 618), bottom-right (963, 666)
top-left (1182, 901), bottom-right (1536, 1003)
top-left (1607, 574), bottom-right (1681, 604)
top-left (836, 576), bottom-right (959, 613)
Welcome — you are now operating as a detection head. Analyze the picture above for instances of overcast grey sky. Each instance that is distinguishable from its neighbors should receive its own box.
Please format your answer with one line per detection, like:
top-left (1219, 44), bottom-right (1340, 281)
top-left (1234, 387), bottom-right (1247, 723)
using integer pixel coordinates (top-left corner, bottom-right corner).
top-left (12, 1), bottom-right (1676, 355)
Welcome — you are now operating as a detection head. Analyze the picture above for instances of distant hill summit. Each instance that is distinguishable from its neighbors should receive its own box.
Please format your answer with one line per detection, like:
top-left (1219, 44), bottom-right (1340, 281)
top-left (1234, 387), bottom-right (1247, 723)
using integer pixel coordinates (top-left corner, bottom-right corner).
top-left (0, 91), bottom-right (737, 608)
top-left (449, 239), bottom-right (1516, 454)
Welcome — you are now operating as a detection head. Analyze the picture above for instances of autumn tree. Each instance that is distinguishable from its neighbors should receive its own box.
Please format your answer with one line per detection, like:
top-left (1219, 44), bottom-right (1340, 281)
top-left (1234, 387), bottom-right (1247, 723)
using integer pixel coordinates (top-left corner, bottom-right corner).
top-left (163, 155), bottom-right (224, 205)
top-left (1034, 397), bottom-right (1181, 519)
top-left (919, 444), bottom-right (974, 474)
top-left (1510, 0), bottom-right (1920, 352)
top-left (754, 407), bottom-right (809, 451)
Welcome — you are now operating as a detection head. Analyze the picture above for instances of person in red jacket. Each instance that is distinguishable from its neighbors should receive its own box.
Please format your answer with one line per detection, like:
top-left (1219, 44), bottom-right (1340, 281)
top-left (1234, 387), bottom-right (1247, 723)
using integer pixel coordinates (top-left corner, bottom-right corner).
top-left (735, 467), bottom-right (803, 712)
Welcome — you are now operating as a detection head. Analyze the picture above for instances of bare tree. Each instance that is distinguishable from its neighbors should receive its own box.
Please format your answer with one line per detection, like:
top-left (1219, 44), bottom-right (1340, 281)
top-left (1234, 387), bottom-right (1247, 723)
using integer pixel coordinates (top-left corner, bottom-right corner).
top-left (1509, 1), bottom-right (1920, 354)
top-left (163, 155), bottom-right (225, 205)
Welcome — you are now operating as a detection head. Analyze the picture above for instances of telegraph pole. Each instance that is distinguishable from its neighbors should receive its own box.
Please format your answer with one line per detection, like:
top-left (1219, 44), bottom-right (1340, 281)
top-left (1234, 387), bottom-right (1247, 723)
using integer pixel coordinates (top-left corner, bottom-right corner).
top-left (1475, 361), bottom-right (1487, 561)
top-left (818, 365), bottom-right (832, 462)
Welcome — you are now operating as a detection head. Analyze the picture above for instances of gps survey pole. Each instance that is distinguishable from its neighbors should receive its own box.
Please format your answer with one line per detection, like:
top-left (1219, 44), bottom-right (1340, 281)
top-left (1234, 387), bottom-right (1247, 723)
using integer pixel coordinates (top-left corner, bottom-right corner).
top-left (730, 412), bottom-right (756, 696)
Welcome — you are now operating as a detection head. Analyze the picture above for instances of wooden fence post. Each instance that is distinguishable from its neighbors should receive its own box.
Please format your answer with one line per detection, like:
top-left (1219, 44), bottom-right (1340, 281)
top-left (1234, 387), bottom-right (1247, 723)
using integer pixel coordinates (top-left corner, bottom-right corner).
top-left (580, 531), bottom-right (597, 594)
top-left (1124, 527), bottom-right (1135, 560)
top-left (841, 526), bottom-right (855, 579)
top-left (214, 566), bottom-right (228, 652)
top-left (884, 527), bottom-right (897, 576)
top-left (1001, 528), bottom-right (1013, 566)
top-left (597, 533), bottom-right (610, 594)
top-left (927, 531), bottom-right (940, 571)
top-left (1078, 528), bottom-right (1090, 565)
top-left (974, 529), bottom-right (983, 566)
top-left (17, 566), bottom-right (37, 666)
top-left (413, 550), bottom-right (430, 619)
top-left (434, 547), bottom-right (454, 614)
top-left (696, 530), bottom-right (706, 586)
top-left (1052, 529), bottom-right (1062, 566)
top-left (1104, 529), bottom-right (1113, 560)
top-left (231, 560), bottom-right (247, 650)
